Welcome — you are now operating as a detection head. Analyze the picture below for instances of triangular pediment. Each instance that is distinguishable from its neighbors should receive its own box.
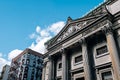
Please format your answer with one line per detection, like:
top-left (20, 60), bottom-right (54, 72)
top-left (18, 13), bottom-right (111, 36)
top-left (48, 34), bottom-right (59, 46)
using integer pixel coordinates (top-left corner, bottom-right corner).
top-left (49, 15), bottom-right (106, 46)
top-left (46, 3), bottom-right (110, 47)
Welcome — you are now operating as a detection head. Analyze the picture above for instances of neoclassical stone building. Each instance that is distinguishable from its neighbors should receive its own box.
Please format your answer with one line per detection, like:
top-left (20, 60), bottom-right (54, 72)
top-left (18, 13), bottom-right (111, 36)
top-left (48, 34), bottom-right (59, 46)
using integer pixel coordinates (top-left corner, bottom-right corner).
top-left (42, 0), bottom-right (120, 80)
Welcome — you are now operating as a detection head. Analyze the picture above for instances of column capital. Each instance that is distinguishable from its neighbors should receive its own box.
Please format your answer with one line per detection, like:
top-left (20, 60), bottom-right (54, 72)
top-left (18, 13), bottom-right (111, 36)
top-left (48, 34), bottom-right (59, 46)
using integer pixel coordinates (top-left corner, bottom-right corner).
top-left (48, 55), bottom-right (53, 60)
top-left (101, 21), bottom-right (113, 35)
top-left (43, 62), bottom-right (47, 67)
top-left (60, 48), bottom-right (67, 54)
top-left (79, 37), bottom-right (87, 45)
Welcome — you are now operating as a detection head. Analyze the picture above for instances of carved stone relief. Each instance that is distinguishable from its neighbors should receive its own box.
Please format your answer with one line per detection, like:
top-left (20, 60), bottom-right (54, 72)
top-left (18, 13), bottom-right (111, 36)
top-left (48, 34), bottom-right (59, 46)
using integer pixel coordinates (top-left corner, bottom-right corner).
top-left (56, 20), bottom-right (95, 42)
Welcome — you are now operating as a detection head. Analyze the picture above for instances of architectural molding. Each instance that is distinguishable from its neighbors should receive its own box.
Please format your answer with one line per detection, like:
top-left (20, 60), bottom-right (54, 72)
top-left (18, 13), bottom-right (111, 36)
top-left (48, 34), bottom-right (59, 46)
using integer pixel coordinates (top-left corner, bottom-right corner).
top-left (101, 20), bottom-right (113, 35)
top-left (43, 0), bottom-right (120, 80)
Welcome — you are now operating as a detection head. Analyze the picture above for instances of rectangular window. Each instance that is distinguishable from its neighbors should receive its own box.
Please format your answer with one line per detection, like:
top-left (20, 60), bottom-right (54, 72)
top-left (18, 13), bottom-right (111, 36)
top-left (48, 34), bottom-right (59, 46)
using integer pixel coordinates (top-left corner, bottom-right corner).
top-left (96, 45), bottom-right (108, 56)
top-left (75, 55), bottom-right (83, 63)
top-left (101, 71), bottom-right (113, 80)
top-left (58, 63), bottom-right (62, 69)
top-left (76, 77), bottom-right (84, 80)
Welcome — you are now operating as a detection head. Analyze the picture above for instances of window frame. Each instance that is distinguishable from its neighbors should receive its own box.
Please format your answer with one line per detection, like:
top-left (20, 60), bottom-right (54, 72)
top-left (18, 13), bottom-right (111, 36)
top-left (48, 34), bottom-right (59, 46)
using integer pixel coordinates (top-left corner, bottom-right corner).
top-left (57, 61), bottom-right (62, 71)
top-left (94, 42), bottom-right (109, 58)
top-left (99, 68), bottom-right (114, 80)
top-left (74, 73), bottom-right (84, 80)
top-left (74, 53), bottom-right (83, 66)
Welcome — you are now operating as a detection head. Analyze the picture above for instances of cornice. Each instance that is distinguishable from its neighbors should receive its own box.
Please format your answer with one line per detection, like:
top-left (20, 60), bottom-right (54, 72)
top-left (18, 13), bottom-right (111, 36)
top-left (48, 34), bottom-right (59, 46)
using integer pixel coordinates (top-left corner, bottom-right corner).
top-left (47, 14), bottom-right (110, 51)
top-left (12, 48), bottom-right (43, 61)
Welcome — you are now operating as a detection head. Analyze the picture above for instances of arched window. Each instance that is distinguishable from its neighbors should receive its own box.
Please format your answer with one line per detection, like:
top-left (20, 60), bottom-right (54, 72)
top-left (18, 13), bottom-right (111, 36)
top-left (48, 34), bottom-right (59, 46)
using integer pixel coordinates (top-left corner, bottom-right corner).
top-left (26, 59), bottom-right (30, 64)
top-left (33, 61), bottom-right (36, 67)
top-left (25, 66), bottom-right (29, 72)
top-left (22, 59), bottom-right (25, 64)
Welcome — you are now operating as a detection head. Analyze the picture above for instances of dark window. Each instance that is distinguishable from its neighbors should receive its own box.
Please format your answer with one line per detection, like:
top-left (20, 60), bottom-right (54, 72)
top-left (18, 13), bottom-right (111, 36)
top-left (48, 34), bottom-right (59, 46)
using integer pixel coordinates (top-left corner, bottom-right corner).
top-left (37, 59), bottom-right (40, 64)
top-left (32, 68), bottom-right (35, 75)
top-left (19, 74), bottom-right (22, 79)
top-left (21, 66), bottom-right (23, 72)
top-left (27, 53), bottom-right (30, 58)
top-left (22, 59), bottom-right (25, 64)
top-left (28, 52), bottom-right (30, 55)
top-left (102, 71), bottom-right (113, 80)
top-left (24, 67), bottom-right (28, 74)
top-left (23, 78), bottom-right (27, 80)
top-left (57, 78), bottom-right (62, 80)
top-left (75, 55), bottom-right (83, 63)
top-left (58, 63), bottom-right (62, 69)
top-left (24, 73), bottom-right (27, 78)
top-left (76, 77), bottom-right (84, 80)
top-left (31, 76), bottom-right (34, 80)
top-left (33, 61), bottom-right (36, 67)
top-left (26, 59), bottom-right (30, 64)
top-left (96, 45), bottom-right (108, 55)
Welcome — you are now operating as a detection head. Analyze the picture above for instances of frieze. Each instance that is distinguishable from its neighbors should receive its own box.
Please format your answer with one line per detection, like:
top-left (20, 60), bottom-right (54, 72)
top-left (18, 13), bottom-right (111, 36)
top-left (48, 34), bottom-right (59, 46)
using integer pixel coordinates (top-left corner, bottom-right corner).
top-left (83, 20), bottom-right (108, 36)
top-left (84, 4), bottom-right (107, 17)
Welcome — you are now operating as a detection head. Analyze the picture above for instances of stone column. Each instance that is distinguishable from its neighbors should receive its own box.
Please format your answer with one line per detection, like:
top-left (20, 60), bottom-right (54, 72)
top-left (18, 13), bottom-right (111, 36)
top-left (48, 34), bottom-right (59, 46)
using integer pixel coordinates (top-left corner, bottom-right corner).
top-left (42, 62), bottom-right (46, 80)
top-left (62, 49), bottom-right (68, 80)
top-left (52, 59), bottom-right (55, 80)
top-left (81, 38), bottom-right (92, 80)
top-left (48, 56), bottom-right (53, 80)
top-left (102, 22), bottom-right (120, 80)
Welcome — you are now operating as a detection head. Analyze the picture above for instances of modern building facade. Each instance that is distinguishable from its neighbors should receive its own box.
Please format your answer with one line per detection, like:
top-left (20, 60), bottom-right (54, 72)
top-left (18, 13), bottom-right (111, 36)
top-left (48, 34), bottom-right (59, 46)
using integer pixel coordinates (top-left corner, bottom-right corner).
top-left (8, 48), bottom-right (43, 80)
top-left (42, 0), bottom-right (120, 80)
top-left (0, 65), bottom-right (10, 80)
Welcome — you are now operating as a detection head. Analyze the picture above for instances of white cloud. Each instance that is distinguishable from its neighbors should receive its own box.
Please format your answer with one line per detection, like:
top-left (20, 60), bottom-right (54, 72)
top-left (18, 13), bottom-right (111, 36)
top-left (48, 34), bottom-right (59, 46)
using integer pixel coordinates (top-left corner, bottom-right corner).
top-left (40, 30), bottom-right (50, 37)
top-left (30, 36), bottom-right (52, 54)
top-left (49, 21), bottom-right (65, 35)
top-left (0, 21), bottom-right (65, 72)
top-left (0, 49), bottom-right (22, 72)
top-left (29, 21), bottom-right (65, 54)
top-left (29, 33), bottom-right (37, 39)
top-left (0, 57), bottom-right (10, 72)
top-left (8, 49), bottom-right (23, 60)
top-left (36, 26), bottom-right (41, 33)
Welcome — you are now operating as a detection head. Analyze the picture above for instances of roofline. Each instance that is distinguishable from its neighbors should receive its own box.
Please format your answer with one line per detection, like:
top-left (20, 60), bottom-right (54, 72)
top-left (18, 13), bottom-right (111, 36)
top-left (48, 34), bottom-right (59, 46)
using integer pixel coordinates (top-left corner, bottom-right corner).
top-left (12, 48), bottom-right (43, 61)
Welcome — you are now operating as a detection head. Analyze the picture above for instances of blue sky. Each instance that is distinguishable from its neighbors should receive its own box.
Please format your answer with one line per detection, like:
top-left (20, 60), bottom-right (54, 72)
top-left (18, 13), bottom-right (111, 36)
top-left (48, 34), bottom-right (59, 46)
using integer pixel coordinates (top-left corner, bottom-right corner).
top-left (0, 0), bottom-right (104, 71)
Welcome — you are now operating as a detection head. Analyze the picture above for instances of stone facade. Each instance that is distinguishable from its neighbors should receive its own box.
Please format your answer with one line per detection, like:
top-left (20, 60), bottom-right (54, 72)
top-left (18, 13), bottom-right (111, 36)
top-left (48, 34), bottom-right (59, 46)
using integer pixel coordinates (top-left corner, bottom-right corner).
top-left (42, 0), bottom-right (120, 80)
top-left (8, 48), bottom-right (43, 80)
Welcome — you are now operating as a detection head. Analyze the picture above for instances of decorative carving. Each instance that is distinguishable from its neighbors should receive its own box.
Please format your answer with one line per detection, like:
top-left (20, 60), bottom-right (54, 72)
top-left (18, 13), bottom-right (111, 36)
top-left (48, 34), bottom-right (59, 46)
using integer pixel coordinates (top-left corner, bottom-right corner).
top-left (60, 48), bottom-right (68, 54)
top-left (56, 19), bottom-right (96, 42)
top-left (83, 20), bottom-right (108, 36)
top-left (78, 37), bottom-right (87, 45)
top-left (101, 20), bottom-right (113, 35)
top-left (57, 25), bottom-right (77, 42)
top-left (49, 20), bottom-right (111, 56)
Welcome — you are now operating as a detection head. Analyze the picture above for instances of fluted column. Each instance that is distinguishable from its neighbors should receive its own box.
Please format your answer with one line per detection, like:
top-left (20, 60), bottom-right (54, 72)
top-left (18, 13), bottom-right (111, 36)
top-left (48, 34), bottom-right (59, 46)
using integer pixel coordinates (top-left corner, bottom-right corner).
top-left (102, 22), bottom-right (120, 80)
top-left (81, 38), bottom-right (92, 80)
top-left (62, 49), bottom-right (68, 80)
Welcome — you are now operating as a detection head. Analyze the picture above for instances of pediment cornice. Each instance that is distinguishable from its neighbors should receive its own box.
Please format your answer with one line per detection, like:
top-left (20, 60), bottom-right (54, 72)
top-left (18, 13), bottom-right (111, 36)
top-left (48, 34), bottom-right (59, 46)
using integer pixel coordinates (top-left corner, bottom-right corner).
top-left (45, 2), bottom-right (112, 49)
